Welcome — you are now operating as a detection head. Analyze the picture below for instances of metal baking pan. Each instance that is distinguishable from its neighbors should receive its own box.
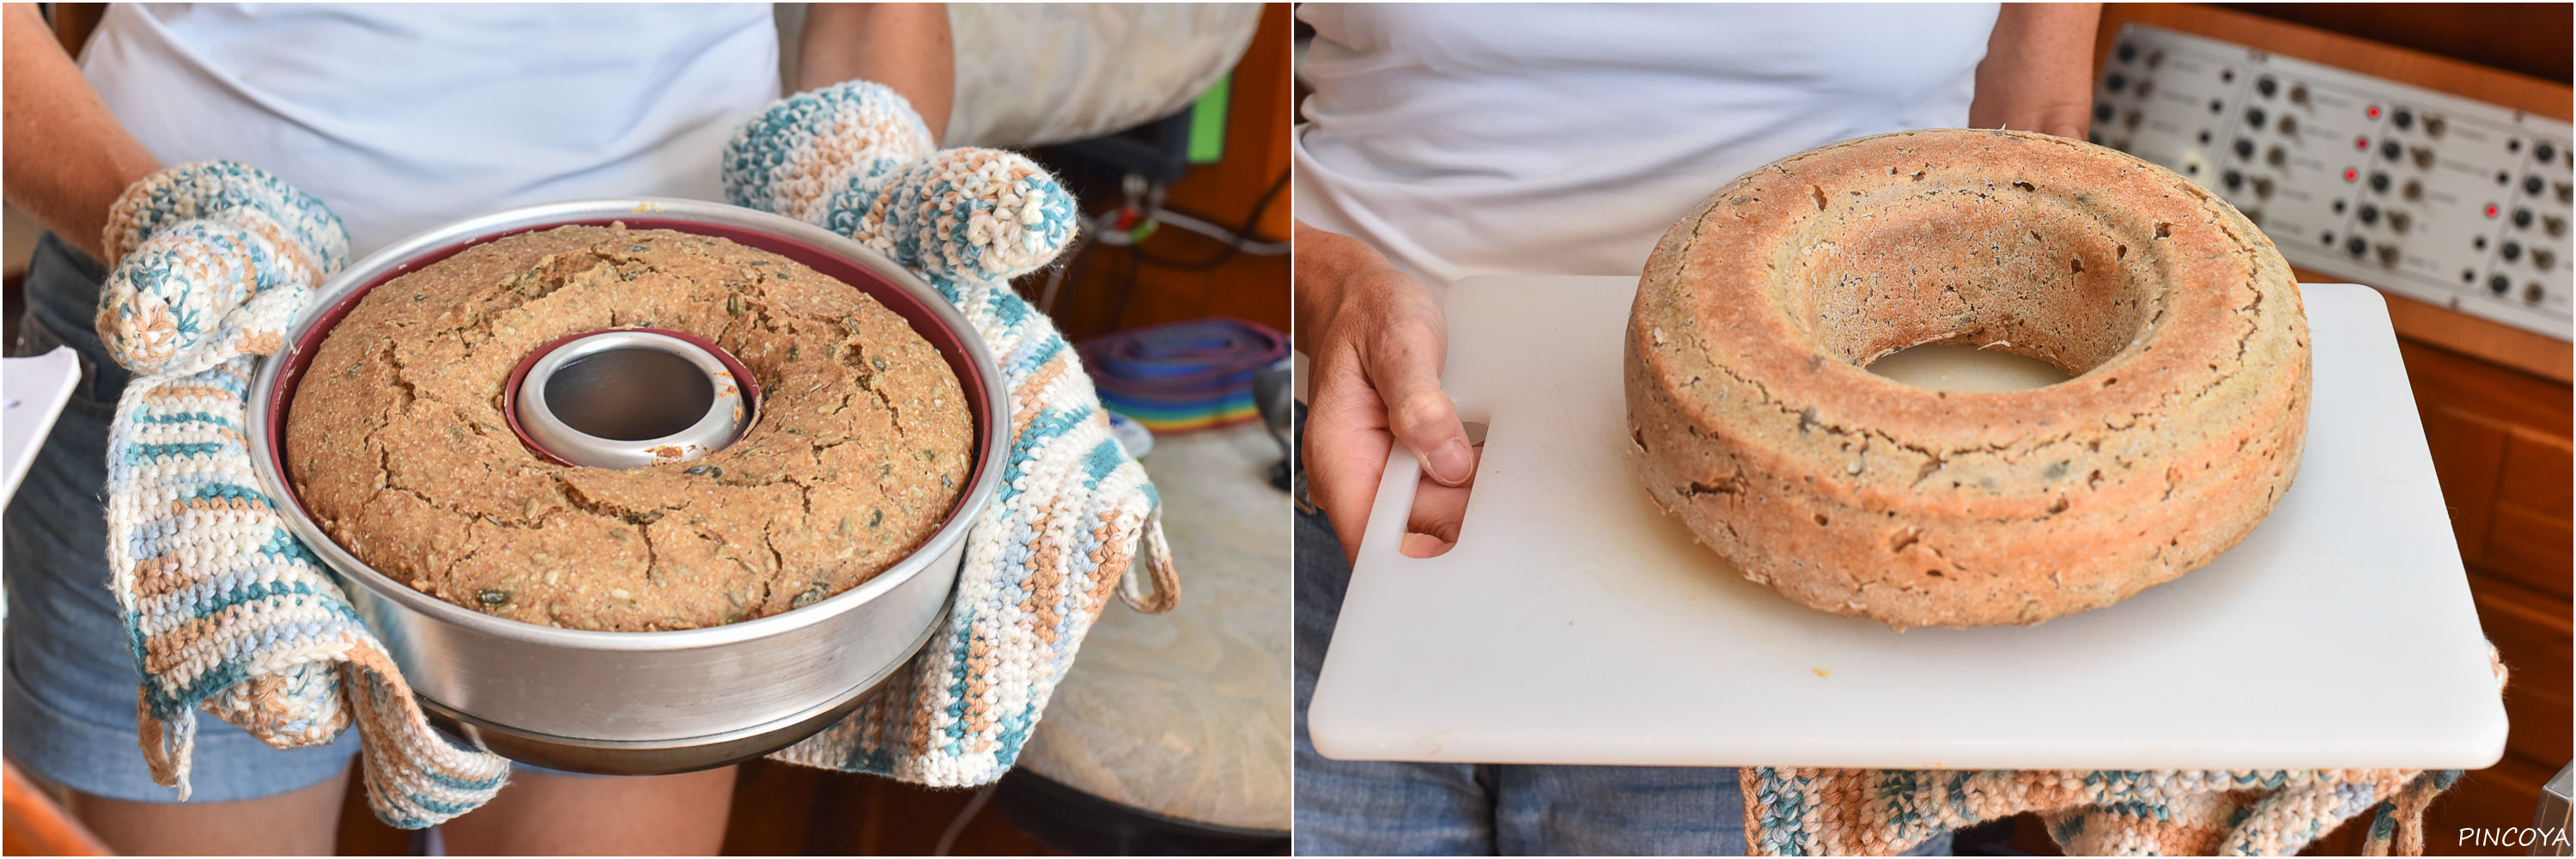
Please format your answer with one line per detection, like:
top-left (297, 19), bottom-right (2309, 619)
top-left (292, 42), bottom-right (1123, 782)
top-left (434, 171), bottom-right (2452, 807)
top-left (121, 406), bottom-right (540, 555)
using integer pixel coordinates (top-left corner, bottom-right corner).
top-left (245, 198), bottom-right (1006, 774)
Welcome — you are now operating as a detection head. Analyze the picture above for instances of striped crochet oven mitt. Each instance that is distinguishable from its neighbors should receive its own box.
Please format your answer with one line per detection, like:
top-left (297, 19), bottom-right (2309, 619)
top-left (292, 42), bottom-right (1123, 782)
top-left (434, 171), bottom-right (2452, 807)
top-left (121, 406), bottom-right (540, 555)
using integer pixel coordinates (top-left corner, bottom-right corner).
top-left (1747, 767), bottom-right (2458, 856)
top-left (95, 161), bottom-right (510, 826)
top-left (1745, 654), bottom-right (2500, 856)
top-left (723, 80), bottom-right (1181, 786)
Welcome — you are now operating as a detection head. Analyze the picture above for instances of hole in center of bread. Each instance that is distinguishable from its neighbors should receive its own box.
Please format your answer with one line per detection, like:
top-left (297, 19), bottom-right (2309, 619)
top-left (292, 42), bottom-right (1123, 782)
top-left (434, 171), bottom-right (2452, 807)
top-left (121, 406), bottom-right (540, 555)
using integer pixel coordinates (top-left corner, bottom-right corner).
top-left (543, 347), bottom-right (717, 441)
top-left (1786, 185), bottom-right (2160, 385)
top-left (1865, 343), bottom-right (2072, 392)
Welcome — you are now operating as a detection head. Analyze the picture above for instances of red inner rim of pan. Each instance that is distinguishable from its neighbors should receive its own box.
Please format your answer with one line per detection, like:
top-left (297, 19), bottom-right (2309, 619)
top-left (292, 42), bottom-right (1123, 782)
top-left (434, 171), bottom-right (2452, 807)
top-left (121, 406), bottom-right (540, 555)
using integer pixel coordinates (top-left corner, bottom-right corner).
top-left (265, 217), bottom-right (994, 539)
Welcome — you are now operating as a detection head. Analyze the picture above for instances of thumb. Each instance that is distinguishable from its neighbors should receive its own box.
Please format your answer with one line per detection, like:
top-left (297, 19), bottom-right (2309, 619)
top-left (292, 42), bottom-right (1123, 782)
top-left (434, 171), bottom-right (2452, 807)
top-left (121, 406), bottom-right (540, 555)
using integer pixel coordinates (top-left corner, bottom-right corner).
top-left (1369, 339), bottom-right (1473, 488)
top-left (851, 148), bottom-right (1078, 282)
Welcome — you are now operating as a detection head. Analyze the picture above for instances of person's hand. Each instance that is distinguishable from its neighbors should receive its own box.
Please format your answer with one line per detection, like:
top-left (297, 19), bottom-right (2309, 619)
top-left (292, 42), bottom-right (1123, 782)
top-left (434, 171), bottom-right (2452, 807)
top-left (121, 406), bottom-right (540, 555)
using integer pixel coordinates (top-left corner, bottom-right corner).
top-left (1296, 222), bottom-right (1479, 563)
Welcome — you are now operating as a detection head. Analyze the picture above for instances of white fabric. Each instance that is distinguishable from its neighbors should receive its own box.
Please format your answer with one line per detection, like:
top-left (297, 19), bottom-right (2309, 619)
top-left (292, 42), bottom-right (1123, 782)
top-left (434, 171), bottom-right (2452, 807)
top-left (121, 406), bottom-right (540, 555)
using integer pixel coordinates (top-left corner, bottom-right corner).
top-left (81, 3), bottom-right (780, 256)
top-left (1293, 3), bottom-right (2002, 290)
top-left (943, 3), bottom-right (1261, 149)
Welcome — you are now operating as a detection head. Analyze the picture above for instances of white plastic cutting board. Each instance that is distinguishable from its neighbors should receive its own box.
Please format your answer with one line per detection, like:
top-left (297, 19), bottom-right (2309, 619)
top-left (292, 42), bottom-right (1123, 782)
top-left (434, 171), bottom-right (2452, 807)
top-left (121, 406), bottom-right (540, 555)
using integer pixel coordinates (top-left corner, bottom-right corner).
top-left (1308, 277), bottom-right (2506, 771)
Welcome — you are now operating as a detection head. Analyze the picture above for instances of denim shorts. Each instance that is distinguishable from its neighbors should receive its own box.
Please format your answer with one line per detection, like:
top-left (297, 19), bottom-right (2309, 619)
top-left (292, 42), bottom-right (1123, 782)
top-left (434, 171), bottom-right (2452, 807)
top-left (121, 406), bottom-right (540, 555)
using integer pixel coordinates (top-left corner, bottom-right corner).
top-left (3, 232), bottom-right (366, 802)
top-left (1289, 410), bottom-right (1949, 856)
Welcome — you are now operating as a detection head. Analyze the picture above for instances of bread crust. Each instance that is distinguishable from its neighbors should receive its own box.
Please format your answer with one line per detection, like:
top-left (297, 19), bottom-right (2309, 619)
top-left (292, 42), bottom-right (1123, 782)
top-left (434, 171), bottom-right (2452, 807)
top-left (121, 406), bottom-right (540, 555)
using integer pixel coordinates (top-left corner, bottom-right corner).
top-left (1625, 129), bottom-right (2311, 628)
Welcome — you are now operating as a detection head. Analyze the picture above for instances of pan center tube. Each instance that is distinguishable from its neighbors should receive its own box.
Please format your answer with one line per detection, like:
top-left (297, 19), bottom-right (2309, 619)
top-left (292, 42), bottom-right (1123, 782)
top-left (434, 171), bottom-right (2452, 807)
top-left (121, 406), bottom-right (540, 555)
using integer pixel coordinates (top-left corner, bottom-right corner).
top-left (509, 329), bottom-right (755, 469)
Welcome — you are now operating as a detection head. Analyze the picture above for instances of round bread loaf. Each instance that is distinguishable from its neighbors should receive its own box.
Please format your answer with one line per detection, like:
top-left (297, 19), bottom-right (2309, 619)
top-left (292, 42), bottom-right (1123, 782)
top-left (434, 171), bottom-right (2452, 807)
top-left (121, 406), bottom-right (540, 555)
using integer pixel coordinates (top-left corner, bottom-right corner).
top-left (1625, 129), bottom-right (2311, 629)
top-left (287, 224), bottom-right (972, 631)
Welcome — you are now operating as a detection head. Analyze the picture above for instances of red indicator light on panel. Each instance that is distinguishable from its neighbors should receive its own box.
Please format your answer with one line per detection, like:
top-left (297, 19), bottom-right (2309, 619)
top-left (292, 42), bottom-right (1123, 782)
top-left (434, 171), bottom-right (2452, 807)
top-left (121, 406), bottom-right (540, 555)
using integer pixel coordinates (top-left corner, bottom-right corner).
top-left (2355, 136), bottom-right (2370, 150)
top-left (2367, 105), bottom-right (2381, 119)
top-left (2488, 204), bottom-right (2500, 218)
top-left (2345, 168), bottom-right (2360, 182)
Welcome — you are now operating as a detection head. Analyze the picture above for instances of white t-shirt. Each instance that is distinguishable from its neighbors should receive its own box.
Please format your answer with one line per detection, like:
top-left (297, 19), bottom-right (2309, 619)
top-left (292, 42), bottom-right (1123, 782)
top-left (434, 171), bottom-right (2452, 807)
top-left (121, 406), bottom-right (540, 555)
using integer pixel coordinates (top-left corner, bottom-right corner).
top-left (1294, 3), bottom-right (2002, 289)
top-left (81, 3), bottom-right (781, 256)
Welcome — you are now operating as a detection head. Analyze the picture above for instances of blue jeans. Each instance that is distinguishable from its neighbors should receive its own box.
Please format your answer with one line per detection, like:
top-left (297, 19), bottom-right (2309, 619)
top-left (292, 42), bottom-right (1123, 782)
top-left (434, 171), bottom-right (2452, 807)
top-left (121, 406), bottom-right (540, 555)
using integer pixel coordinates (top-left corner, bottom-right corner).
top-left (3, 232), bottom-right (364, 801)
top-left (1291, 411), bottom-right (1947, 856)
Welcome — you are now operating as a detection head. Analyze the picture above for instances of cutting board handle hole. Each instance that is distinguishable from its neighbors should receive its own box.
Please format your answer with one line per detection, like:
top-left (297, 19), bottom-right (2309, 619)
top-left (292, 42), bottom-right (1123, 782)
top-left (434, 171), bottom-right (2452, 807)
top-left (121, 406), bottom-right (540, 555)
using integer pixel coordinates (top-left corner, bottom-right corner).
top-left (1398, 414), bottom-right (1491, 559)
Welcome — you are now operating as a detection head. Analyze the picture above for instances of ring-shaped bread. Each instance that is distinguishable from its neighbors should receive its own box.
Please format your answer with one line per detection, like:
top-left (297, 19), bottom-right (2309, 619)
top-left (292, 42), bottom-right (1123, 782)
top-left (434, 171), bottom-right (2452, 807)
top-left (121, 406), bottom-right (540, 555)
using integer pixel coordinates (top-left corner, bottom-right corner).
top-left (1625, 129), bottom-right (2311, 628)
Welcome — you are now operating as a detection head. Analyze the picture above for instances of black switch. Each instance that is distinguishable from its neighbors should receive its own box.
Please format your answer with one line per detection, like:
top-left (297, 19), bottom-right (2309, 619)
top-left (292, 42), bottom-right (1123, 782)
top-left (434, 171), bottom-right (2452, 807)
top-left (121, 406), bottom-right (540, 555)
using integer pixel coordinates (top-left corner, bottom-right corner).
top-left (2257, 76), bottom-right (2279, 97)
top-left (2234, 138), bottom-right (2257, 160)
top-left (2358, 204), bottom-right (2379, 225)
top-left (2094, 103), bottom-right (2114, 123)
top-left (2117, 42), bottom-right (2137, 63)
top-left (2245, 107), bottom-right (2267, 128)
top-left (2106, 73), bottom-right (2127, 94)
top-left (2515, 208), bottom-right (2535, 228)
top-left (2502, 241), bottom-right (2523, 262)
top-left (2222, 169), bottom-right (2244, 191)
top-left (2538, 143), bottom-right (2559, 162)
top-left (2528, 174), bottom-right (2547, 196)
top-left (2347, 236), bottom-right (2368, 256)
top-left (2491, 274), bottom-right (2512, 295)
top-left (2392, 109), bottom-right (2414, 130)
top-left (2381, 140), bottom-right (2402, 161)
top-left (2370, 172), bottom-right (2391, 192)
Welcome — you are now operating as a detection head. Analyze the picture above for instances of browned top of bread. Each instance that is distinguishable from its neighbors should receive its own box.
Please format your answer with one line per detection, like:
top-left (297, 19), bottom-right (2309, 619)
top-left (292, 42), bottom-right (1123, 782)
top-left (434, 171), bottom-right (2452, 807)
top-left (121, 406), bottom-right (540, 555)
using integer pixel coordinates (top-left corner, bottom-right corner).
top-left (286, 224), bottom-right (972, 631)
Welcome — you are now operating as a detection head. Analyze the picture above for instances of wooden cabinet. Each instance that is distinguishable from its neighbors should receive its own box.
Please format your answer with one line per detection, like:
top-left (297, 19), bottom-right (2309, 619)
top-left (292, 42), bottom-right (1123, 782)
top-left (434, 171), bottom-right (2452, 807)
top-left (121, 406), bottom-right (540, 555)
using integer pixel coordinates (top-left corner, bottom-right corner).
top-left (2410, 337), bottom-right (2575, 850)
